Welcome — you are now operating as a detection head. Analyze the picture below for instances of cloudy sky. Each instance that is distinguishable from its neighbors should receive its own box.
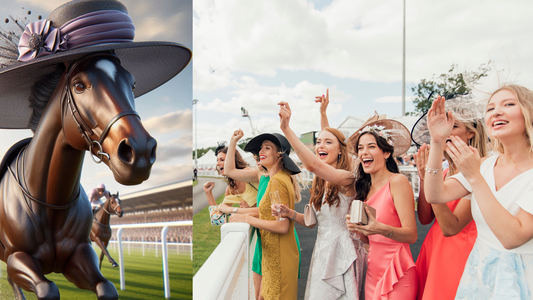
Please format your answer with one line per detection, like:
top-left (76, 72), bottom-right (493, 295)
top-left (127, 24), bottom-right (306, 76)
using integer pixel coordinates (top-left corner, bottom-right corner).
top-left (0, 0), bottom-right (192, 195)
top-left (193, 0), bottom-right (533, 151)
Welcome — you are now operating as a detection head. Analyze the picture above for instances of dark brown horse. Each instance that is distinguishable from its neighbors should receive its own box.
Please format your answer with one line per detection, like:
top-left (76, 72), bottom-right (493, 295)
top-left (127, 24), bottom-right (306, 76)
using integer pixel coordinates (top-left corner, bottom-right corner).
top-left (0, 53), bottom-right (156, 300)
top-left (90, 192), bottom-right (123, 270)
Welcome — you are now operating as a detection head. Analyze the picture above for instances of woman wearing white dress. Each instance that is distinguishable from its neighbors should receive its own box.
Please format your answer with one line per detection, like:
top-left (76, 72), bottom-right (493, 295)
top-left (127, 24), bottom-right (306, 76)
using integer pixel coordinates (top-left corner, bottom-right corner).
top-left (277, 100), bottom-right (367, 300)
top-left (424, 86), bottom-right (533, 299)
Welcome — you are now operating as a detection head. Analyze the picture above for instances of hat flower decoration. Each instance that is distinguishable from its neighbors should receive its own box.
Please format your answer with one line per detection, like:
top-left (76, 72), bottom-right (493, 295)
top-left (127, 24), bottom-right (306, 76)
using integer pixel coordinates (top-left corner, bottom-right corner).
top-left (359, 124), bottom-right (394, 146)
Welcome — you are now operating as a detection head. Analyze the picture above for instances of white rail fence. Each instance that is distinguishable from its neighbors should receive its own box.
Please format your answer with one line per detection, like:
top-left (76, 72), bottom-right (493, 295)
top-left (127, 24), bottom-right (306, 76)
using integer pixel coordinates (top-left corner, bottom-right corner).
top-left (110, 221), bottom-right (192, 299)
top-left (194, 223), bottom-right (252, 300)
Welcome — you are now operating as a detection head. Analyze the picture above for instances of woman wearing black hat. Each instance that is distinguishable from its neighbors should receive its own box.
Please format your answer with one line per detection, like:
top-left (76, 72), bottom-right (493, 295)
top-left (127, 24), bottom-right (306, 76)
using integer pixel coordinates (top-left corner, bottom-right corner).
top-left (229, 131), bottom-right (301, 300)
top-left (222, 129), bottom-right (302, 300)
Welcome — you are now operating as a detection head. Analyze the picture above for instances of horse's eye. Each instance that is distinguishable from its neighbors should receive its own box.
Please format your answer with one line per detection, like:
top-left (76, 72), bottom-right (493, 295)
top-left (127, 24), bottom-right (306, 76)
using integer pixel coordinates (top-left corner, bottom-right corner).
top-left (73, 82), bottom-right (86, 93)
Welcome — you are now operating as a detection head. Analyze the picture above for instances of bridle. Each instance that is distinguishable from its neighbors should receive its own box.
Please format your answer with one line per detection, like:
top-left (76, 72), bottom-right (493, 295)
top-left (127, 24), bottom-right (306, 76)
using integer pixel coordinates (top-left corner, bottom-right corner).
top-left (61, 52), bottom-right (140, 164)
top-left (102, 195), bottom-right (121, 216)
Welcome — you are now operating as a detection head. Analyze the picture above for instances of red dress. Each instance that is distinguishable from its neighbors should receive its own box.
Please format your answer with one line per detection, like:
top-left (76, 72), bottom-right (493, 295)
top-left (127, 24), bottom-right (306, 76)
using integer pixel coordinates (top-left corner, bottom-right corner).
top-left (365, 177), bottom-right (418, 300)
top-left (415, 192), bottom-right (477, 300)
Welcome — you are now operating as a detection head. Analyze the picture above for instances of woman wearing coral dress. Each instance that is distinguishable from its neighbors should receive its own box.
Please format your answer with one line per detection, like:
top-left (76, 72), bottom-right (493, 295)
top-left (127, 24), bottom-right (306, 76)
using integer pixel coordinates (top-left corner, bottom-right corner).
top-left (425, 87), bottom-right (533, 298)
top-left (412, 96), bottom-right (489, 300)
top-left (345, 114), bottom-right (418, 300)
top-left (277, 99), bottom-right (367, 299)
top-left (230, 132), bottom-right (301, 300)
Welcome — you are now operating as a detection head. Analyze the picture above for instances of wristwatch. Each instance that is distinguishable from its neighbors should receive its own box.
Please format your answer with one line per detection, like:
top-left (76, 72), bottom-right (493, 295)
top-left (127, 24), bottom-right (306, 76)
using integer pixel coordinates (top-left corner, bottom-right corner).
top-left (233, 207), bottom-right (238, 213)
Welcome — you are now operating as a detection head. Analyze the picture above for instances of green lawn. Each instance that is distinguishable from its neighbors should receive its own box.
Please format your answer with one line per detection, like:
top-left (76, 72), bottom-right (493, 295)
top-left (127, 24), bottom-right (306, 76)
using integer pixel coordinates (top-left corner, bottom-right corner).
top-left (192, 193), bottom-right (225, 275)
top-left (192, 180), bottom-right (198, 187)
top-left (0, 248), bottom-right (192, 299)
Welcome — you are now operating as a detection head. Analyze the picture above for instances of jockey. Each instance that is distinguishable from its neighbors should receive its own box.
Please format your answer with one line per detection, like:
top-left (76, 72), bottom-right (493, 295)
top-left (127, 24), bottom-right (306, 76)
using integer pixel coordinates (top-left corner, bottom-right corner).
top-left (88, 183), bottom-right (111, 213)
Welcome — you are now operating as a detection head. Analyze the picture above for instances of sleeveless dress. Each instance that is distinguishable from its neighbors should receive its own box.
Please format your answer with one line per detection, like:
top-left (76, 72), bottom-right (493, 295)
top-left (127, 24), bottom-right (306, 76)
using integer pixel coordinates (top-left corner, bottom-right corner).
top-left (222, 182), bottom-right (259, 206)
top-left (252, 176), bottom-right (301, 278)
top-left (365, 176), bottom-right (418, 300)
top-left (259, 171), bottom-right (299, 300)
top-left (416, 169), bottom-right (477, 300)
top-left (451, 155), bottom-right (533, 299)
top-left (305, 191), bottom-right (367, 300)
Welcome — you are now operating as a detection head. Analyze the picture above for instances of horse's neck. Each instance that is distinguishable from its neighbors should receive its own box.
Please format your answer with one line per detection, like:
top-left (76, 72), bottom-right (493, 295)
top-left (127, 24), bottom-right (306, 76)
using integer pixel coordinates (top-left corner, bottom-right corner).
top-left (96, 202), bottom-right (111, 225)
top-left (23, 84), bottom-right (85, 205)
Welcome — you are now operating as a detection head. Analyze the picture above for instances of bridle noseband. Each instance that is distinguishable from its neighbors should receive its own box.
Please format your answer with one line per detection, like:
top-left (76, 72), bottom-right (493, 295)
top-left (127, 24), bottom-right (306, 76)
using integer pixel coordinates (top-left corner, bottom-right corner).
top-left (61, 53), bottom-right (140, 164)
top-left (102, 196), bottom-right (121, 216)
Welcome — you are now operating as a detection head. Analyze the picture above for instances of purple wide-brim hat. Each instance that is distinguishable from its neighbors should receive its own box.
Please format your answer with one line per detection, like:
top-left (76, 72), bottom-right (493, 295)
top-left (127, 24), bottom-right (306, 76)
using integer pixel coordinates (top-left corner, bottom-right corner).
top-left (0, 0), bottom-right (192, 129)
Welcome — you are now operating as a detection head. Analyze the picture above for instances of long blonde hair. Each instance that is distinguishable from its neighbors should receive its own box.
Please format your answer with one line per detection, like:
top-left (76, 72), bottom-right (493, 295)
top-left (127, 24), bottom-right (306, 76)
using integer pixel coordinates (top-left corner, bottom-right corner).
top-left (271, 144), bottom-right (302, 203)
top-left (487, 84), bottom-right (533, 155)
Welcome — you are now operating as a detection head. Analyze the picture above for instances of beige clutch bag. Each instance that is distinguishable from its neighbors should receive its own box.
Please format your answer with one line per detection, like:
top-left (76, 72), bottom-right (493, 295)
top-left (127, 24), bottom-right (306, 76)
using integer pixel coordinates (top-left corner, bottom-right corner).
top-left (304, 204), bottom-right (317, 226)
top-left (350, 200), bottom-right (376, 225)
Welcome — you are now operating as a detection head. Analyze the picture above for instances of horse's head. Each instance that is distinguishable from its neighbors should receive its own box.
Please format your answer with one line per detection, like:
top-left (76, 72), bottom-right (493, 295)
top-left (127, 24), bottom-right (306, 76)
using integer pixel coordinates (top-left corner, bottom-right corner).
top-left (108, 192), bottom-right (123, 218)
top-left (62, 53), bottom-right (157, 185)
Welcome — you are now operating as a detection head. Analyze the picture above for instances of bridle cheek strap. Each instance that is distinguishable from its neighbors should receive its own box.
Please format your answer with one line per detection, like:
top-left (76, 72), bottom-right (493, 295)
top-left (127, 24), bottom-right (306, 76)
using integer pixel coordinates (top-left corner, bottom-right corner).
top-left (61, 53), bottom-right (140, 164)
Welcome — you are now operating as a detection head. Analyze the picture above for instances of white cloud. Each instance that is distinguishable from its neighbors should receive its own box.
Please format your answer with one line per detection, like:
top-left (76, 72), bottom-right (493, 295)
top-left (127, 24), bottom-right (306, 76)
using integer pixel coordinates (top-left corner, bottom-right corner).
top-left (143, 110), bottom-right (192, 133)
top-left (374, 96), bottom-right (414, 103)
top-left (194, 0), bottom-right (533, 91)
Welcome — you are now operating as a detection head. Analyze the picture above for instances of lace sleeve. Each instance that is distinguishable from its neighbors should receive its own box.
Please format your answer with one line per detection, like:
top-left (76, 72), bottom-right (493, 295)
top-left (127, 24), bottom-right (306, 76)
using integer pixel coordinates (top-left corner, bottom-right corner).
top-left (270, 178), bottom-right (291, 206)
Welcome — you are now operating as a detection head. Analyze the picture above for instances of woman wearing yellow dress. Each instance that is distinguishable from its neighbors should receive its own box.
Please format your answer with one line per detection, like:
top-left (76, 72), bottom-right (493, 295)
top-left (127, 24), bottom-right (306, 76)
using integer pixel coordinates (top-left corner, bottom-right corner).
top-left (230, 133), bottom-right (301, 300)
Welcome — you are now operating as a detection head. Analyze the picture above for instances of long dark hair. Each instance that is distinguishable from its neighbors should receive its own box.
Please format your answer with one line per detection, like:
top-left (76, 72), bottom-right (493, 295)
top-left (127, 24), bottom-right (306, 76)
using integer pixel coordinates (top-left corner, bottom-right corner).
top-left (354, 131), bottom-right (399, 201)
top-left (215, 146), bottom-right (249, 194)
top-left (310, 127), bottom-right (352, 211)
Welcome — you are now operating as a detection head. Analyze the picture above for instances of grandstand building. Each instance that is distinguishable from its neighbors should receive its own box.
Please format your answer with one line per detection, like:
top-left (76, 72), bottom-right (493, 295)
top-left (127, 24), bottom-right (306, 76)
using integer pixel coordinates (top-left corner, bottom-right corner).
top-left (109, 180), bottom-right (193, 244)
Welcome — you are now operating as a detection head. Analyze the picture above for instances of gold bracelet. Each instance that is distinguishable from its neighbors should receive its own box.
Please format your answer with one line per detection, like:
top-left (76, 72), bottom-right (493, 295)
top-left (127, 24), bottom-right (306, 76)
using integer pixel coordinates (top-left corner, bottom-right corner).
top-left (295, 145), bottom-right (304, 155)
top-left (424, 167), bottom-right (443, 174)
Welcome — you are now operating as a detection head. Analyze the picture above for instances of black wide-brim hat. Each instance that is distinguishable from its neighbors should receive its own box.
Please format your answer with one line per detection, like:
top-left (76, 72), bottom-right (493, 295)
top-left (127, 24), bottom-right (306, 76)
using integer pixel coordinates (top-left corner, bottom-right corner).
top-left (0, 0), bottom-right (191, 129)
top-left (244, 133), bottom-right (301, 175)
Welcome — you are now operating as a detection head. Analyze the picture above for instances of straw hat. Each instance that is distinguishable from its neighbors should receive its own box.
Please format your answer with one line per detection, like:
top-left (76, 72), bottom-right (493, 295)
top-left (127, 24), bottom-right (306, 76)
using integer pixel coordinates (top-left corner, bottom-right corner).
top-left (347, 112), bottom-right (411, 157)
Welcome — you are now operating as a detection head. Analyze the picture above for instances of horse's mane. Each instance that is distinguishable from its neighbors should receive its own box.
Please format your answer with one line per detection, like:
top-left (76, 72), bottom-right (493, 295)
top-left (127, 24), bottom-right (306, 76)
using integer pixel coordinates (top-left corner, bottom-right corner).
top-left (28, 66), bottom-right (65, 132)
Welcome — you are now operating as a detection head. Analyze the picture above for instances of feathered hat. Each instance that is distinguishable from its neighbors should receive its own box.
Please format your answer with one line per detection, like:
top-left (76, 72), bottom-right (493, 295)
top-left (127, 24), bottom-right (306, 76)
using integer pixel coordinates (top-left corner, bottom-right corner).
top-left (347, 112), bottom-right (411, 157)
top-left (0, 0), bottom-right (191, 129)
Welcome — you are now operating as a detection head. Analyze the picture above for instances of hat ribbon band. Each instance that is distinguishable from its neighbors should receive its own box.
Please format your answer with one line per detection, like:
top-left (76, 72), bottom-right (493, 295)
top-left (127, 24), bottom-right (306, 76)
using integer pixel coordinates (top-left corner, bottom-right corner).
top-left (18, 10), bottom-right (135, 62)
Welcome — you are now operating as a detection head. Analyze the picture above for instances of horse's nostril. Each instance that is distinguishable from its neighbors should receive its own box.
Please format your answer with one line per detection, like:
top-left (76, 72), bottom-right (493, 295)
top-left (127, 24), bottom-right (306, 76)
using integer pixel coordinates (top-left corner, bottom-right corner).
top-left (150, 142), bottom-right (157, 165)
top-left (118, 140), bottom-right (134, 164)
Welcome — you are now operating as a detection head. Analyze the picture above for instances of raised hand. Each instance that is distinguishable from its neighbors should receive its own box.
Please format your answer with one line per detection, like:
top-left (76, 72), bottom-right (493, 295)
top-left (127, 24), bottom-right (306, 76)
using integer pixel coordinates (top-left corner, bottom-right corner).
top-left (414, 143), bottom-right (430, 180)
top-left (315, 88), bottom-right (329, 114)
top-left (230, 129), bottom-right (244, 144)
top-left (427, 95), bottom-right (454, 143)
top-left (203, 181), bottom-right (215, 193)
top-left (278, 101), bottom-right (292, 131)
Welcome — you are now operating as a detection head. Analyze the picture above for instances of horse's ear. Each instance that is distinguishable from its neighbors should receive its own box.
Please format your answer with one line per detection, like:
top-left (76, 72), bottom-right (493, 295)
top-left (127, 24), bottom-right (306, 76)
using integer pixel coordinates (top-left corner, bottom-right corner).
top-left (116, 191), bottom-right (119, 197)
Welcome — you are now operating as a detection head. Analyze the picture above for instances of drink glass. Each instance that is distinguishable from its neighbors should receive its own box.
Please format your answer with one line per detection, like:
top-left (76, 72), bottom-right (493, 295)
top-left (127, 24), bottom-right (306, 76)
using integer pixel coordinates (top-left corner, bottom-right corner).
top-left (270, 191), bottom-right (286, 221)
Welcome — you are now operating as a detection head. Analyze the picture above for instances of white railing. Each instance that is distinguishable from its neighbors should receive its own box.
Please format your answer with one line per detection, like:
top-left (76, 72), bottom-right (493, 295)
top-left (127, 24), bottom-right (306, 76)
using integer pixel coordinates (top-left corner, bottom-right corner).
top-left (194, 223), bottom-right (251, 300)
top-left (111, 220), bottom-right (192, 299)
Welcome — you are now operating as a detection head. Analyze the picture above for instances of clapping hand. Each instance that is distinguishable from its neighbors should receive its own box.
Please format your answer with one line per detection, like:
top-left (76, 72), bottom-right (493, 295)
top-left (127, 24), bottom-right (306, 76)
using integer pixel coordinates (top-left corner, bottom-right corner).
top-left (414, 143), bottom-right (430, 181)
top-left (427, 95), bottom-right (454, 143)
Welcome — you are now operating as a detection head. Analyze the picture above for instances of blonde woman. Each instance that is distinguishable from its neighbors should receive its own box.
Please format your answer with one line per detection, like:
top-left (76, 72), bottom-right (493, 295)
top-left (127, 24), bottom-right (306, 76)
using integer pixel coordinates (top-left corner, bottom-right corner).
top-left (230, 133), bottom-right (301, 300)
top-left (412, 96), bottom-right (489, 300)
top-left (424, 86), bottom-right (533, 298)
